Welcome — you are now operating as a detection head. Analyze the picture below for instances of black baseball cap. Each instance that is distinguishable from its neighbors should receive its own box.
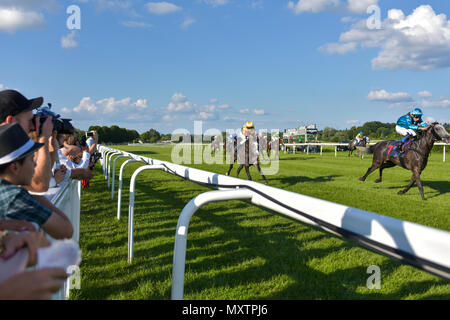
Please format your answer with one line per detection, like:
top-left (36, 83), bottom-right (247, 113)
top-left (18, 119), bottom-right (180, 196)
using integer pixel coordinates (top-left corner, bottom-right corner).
top-left (0, 123), bottom-right (44, 165)
top-left (0, 90), bottom-right (43, 123)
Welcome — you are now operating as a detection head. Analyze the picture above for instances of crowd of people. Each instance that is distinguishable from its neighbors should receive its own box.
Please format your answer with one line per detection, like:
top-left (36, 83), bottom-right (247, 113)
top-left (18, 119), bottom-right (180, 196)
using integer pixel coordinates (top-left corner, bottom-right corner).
top-left (0, 89), bottom-right (98, 299)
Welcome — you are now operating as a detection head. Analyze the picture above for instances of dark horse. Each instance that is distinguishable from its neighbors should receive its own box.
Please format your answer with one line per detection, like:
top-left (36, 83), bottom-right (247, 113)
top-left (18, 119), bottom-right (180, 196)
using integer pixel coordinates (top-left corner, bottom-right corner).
top-left (349, 136), bottom-right (369, 157)
top-left (226, 134), bottom-right (268, 184)
top-left (358, 123), bottom-right (450, 200)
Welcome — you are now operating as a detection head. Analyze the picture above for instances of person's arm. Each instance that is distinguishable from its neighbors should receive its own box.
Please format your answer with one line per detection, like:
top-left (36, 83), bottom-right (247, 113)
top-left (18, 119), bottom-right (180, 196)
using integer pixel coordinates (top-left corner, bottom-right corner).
top-left (24, 117), bottom-right (54, 193)
top-left (0, 219), bottom-right (36, 232)
top-left (32, 195), bottom-right (73, 239)
top-left (70, 168), bottom-right (94, 181)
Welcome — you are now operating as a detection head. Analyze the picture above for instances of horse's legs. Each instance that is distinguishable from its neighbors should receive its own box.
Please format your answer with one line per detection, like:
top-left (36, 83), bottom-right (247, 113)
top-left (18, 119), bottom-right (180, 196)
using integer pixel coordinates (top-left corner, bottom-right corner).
top-left (374, 161), bottom-right (396, 183)
top-left (416, 172), bottom-right (426, 200)
top-left (399, 170), bottom-right (426, 200)
top-left (398, 174), bottom-right (416, 196)
top-left (244, 165), bottom-right (252, 181)
top-left (226, 163), bottom-right (234, 176)
top-left (255, 161), bottom-right (268, 184)
top-left (236, 164), bottom-right (244, 178)
top-left (359, 161), bottom-right (382, 181)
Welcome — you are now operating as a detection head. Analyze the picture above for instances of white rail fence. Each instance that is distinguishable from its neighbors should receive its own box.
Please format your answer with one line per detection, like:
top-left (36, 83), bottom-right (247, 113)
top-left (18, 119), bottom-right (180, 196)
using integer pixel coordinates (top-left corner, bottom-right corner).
top-left (38, 179), bottom-right (81, 300)
top-left (282, 142), bottom-right (448, 161)
top-left (99, 145), bottom-right (450, 300)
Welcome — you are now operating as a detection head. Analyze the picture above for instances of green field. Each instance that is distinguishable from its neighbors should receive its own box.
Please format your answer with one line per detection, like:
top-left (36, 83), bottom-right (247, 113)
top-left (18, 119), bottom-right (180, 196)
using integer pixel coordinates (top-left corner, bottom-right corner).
top-left (71, 144), bottom-right (450, 300)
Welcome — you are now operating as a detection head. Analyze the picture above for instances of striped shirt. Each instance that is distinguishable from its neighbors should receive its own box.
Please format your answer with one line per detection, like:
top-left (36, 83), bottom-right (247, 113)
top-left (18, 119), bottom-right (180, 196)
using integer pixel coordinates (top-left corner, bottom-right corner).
top-left (0, 178), bottom-right (52, 225)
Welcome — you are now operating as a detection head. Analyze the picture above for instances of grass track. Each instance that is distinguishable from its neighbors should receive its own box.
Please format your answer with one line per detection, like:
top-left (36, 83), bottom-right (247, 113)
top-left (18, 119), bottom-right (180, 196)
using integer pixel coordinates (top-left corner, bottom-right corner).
top-left (71, 145), bottom-right (450, 300)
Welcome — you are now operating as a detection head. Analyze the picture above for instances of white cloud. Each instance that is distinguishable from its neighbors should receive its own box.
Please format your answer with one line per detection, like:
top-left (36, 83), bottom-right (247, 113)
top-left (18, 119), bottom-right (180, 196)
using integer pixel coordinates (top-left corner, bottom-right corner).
top-left (287, 0), bottom-right (378, 14)
top-left (209, 98), bottom-right (219, 104)
top-left (202, 0), bottom-right (229, 7)
top-left (253, 109), bottom-right (265, 115)
top-left (323, 5), bottom-right (450, 71)
top-left (122, 21), bottom-right (152, 28)
top-left (146, 2), bottom-right (182, 15)
top-left (418, 91), bottom-right (432, 98)
top-left (61, 31), bottom-right (78, 49)
top-left (319, 42), bottom-right (357, 55)
top-left (0, 0), bottom-right (59, 11)
top-left (367, 89), bottom-right (412, 103)
top-left (97, 0), bottom-right (132, 10)
top-left (181, 17), bottom-right (196, 29)
top-left (346, 120), bottom-right (359, 125)
top-left (421, 98), bottom-right (450, 109)
top-left (240, 108), bottom-right (250, 114)
top-left (0, 84), bottom-right (3, 90)
top-left (0, 7), bottom-right (46, 33)
top-left (72, 96), bottom-right (149, 119)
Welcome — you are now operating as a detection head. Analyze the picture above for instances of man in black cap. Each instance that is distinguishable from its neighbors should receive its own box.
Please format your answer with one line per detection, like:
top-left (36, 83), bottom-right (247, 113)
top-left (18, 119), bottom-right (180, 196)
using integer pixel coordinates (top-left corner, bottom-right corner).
top-left (0, 89), bottom-right (53, 193)
top-left (0, 123), bottom-right (73, 239)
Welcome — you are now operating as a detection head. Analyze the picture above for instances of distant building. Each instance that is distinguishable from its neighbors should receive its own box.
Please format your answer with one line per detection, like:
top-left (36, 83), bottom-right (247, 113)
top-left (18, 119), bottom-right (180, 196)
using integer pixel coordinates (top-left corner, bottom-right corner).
top-left (283, 124), bottom-right (318, 141)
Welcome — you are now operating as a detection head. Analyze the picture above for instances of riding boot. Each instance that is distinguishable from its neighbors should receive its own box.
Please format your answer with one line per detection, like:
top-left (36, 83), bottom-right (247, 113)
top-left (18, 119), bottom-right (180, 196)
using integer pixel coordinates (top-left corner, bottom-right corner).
top-left (399, 134), bottom-right (411, 153)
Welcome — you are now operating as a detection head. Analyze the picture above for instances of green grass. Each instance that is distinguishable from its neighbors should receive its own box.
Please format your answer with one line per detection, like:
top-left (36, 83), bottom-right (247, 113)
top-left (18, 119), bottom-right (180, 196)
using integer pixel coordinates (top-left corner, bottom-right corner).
top-left (70, 145), bottom-right (450, 300)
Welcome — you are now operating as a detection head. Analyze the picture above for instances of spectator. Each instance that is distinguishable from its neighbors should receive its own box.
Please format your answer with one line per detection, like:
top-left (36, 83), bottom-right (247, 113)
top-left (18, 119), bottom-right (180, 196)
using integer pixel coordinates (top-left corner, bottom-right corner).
top-left (0, 89), bottom-right (53, 193)
top-left (0, 123), bottom-right (73, 239)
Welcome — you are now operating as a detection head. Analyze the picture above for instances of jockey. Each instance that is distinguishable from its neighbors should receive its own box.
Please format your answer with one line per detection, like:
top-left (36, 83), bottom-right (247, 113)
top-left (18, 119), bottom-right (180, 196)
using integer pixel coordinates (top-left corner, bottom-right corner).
top-left (355, 131), bottom-right (365, 145)
top-left (396, 108), bottom-right (429, 150)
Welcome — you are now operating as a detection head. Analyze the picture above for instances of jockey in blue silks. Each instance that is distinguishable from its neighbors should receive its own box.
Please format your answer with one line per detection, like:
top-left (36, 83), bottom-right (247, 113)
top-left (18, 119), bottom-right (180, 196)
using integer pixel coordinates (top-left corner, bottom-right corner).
top-left (395, 108), bottom-right (429, 151)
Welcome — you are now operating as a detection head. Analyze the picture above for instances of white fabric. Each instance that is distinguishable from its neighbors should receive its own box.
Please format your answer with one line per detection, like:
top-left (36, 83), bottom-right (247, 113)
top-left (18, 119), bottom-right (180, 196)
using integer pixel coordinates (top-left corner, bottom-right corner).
top-left (0, 139), bottom-right (35, 165)
top-left (396, 125), bottom-right (416, 137)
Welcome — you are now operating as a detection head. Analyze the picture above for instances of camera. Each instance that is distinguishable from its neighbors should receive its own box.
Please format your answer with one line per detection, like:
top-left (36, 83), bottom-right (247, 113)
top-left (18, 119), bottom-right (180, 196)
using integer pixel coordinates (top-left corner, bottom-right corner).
top-left (34, 103), bottom-right (75, 135)
top-left (86, 131), bottom-right (94, 137)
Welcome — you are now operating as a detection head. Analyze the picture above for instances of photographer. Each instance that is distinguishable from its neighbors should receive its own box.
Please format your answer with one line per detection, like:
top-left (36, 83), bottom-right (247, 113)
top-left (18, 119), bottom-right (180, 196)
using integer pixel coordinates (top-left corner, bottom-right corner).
top-left (0, 90), bottom-right (53, 193)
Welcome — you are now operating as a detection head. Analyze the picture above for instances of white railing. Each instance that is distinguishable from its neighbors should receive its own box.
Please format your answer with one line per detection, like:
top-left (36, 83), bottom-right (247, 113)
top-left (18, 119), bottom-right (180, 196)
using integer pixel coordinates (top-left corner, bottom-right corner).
top-left (44, 179), bottom-right (82, 300)
top-left (282, 142), bottom-right (448, 161)
top-left (99, 145), bottom-right (450, 300)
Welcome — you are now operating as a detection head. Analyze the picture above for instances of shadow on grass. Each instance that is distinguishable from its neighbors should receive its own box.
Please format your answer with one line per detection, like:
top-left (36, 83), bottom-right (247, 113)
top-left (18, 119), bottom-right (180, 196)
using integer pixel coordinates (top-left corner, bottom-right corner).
top-left (268, 175), bottom-right (341, 186)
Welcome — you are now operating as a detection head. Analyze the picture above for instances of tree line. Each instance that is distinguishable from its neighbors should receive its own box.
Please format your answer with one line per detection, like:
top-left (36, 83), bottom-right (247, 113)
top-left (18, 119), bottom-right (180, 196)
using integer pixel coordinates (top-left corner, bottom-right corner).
top-left (74, 122), bottom-right (450, 144)
top-left (319, 121), bottom-right (450, 142)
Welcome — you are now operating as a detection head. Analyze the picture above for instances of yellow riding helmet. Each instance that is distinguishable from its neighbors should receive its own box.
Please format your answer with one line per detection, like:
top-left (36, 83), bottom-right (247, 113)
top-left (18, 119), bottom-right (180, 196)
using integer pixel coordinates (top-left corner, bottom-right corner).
top-left (243, 121), bottom-right (254, 129)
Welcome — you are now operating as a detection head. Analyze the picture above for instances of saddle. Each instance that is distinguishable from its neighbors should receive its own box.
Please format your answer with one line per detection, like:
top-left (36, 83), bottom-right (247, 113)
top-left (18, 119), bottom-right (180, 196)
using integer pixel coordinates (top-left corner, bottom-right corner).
top-left (387, 137), bottom-right (415, 168)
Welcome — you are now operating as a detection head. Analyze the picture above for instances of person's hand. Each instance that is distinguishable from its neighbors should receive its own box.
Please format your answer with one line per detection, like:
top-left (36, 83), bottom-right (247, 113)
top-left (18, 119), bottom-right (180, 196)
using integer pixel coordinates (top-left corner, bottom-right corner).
top-left (1, 232), bottom-right (50, 267)
top-left (53, 168), bottom-right (66, 185)
top-left (0, 268), bottom-right (68, 300)
top-left (0, 220), bottom-right (36, 232)
top-left (82, 169), bottom-right (94, 181)
top-left (36, 116), bottom-right (53, 142)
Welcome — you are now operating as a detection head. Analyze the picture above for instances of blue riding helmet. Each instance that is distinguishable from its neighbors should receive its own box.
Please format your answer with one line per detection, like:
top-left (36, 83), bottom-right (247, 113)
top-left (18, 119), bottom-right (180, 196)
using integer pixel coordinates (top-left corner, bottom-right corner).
top-left (360, 131), bottom-right (364, 135)
top-left (410, 108), bottom-right (423, 116)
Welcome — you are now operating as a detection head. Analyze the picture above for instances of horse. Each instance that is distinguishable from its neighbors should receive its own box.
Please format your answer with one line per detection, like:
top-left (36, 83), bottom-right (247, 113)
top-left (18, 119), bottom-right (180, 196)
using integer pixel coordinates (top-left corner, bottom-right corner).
top-left (349, 136), bottom-right (370, 158)
top-left (210, 136), bottom-right (221, 154)
top-left (226, 133), bottom-right (268, 184)
top-left (358, 123), bottom-right (450, 200)
top-left (266, 137), bottom-right (285, 158)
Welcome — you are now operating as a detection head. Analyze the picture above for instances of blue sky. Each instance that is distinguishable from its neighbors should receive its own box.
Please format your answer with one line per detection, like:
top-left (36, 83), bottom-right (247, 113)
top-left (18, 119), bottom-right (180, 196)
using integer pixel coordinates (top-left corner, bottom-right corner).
top-left (1, 0), bottom-right (450, 134)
